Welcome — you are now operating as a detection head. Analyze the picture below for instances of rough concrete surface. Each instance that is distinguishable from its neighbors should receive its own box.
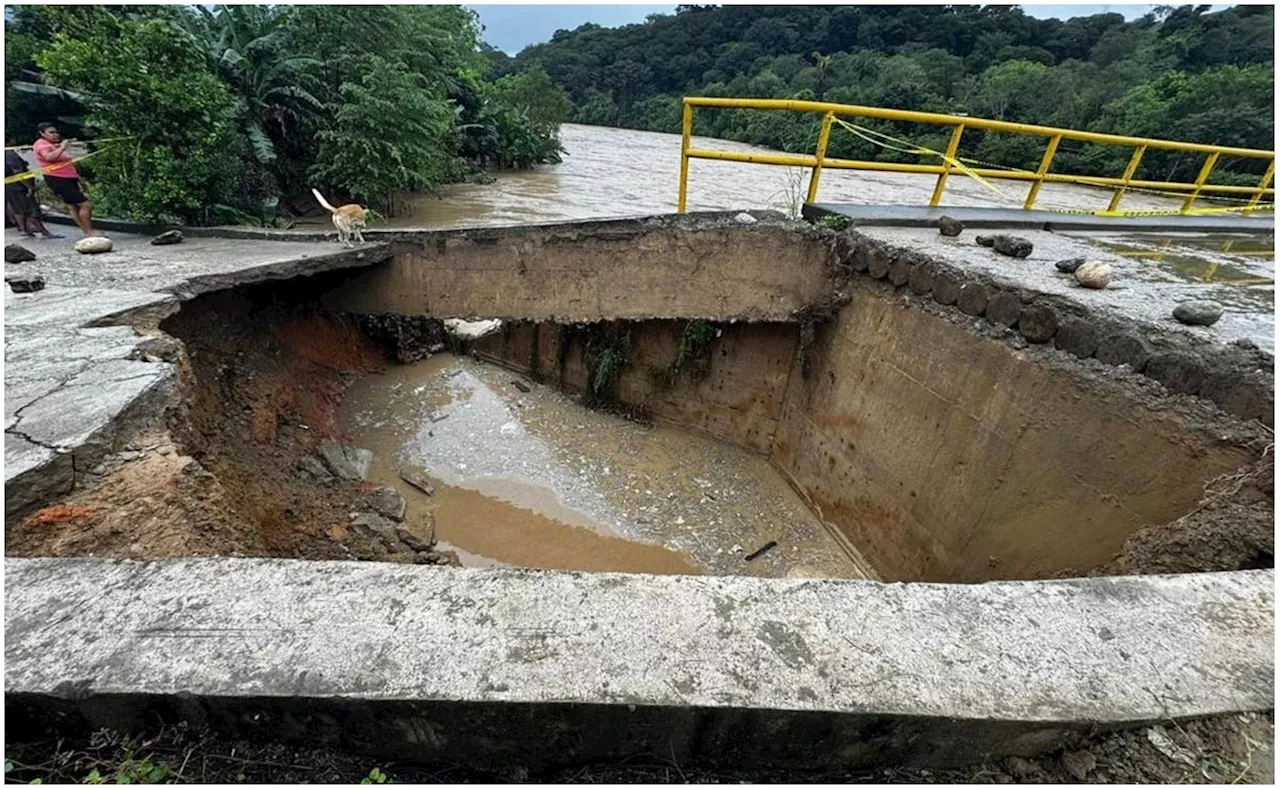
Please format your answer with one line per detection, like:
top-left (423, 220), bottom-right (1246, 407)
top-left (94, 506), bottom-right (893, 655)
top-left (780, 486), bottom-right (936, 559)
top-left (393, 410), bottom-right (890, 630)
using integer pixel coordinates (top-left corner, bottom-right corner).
top-left (5, 558), bottom-right (1273, 769)
top-left (856, 226), bottom-right (1274, 353)
top-left (4, 231), bottom-right (386, 518)
top-left (324, 214), bottom-right (839, 322)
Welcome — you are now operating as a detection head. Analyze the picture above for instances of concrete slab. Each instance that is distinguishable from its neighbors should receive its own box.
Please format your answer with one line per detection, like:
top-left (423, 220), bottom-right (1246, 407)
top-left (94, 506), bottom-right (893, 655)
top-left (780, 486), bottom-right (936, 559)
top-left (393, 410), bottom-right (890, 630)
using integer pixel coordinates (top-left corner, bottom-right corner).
top-left (9, 232), bottom-right (391, 298)
top-left (5, 557), bottom-right (1272, 769)
top-left (807, 203), bottom-right (1275, 234)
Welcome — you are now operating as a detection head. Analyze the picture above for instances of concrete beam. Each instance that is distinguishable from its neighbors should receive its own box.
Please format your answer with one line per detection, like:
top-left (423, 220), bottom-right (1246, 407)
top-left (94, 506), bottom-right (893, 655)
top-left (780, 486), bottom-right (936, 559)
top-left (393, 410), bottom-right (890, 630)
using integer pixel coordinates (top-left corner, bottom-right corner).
top-left (6, 558), bottom-right (1272, 769)
top-left (324, 215), bottom-right (841, 322)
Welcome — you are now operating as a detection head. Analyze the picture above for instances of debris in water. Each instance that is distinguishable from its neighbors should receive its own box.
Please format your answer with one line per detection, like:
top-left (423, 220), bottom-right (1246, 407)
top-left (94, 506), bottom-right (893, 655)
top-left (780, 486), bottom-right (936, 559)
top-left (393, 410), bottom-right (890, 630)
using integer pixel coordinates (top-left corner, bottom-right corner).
top-left (1055, 257), bottom-right (1086, 274)
top-left (512, 379), bottom-right (532, 393)
top-left (431, 413), bottom-right (449, 423)
top-left (399, 470), bottom-right (436, 497)
top-left (744, 541), bottom-right (778, 562)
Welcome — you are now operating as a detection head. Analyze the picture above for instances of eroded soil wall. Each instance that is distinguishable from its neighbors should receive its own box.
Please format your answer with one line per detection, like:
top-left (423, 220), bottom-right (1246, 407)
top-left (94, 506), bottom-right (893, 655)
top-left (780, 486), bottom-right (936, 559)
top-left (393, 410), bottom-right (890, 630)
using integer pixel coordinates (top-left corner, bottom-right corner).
top-left (476, 281), bottom-right (1269, 583)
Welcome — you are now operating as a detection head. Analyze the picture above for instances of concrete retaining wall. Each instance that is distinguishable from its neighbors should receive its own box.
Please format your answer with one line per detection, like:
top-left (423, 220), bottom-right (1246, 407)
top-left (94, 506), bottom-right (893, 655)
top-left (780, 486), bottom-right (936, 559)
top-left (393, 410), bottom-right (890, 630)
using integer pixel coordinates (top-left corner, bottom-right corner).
top-left (5, 558), bottom-right (1273, 770)
top-left (324, 216), bottom-right (841, 323)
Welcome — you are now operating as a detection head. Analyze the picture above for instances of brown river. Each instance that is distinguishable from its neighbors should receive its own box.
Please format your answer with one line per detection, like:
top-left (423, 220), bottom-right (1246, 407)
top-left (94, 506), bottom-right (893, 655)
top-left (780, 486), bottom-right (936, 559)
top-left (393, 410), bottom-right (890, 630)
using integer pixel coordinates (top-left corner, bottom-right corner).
top-left (380, 122), bottom-right (1186, 229)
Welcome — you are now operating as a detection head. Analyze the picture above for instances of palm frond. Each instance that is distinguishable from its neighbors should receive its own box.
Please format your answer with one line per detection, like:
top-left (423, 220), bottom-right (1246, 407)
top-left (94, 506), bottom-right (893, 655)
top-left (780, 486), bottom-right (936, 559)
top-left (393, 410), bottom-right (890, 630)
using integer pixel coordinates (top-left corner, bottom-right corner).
top-left (245, 122), bottom-right (278, 163)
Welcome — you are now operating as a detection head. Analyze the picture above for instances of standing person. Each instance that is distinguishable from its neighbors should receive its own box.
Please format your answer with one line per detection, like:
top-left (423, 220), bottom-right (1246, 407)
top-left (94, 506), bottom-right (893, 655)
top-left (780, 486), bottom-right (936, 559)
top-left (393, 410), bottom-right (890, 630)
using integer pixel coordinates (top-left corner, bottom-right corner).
top-left (32, 122), bottom-right (95, 237)
top-left (5, 138), bottom-right (62, 239)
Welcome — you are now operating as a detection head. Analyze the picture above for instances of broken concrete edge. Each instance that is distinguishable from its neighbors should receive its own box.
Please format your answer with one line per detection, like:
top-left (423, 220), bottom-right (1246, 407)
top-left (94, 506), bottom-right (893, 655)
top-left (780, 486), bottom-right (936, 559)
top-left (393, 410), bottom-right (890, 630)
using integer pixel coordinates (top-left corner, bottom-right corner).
top-left (803, 203), bottom-right (1276, 235)
top-left (42, 209), bottom-right (793, 245)
top-left (830, 229), bottom-right (1275, 426)
top-left (4, 558), bottom-right (1272, 769)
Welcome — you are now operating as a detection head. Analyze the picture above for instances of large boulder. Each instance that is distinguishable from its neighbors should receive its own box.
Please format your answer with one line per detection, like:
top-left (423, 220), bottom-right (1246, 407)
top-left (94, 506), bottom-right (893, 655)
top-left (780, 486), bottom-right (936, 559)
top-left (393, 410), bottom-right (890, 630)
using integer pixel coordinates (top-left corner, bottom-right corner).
top-left (316, 439), bottom-right (373, 481)
top-left (74, 236), bottom-right (113, 254)
top-left (1074, 261), bottom-right (1112, 289)
top-left (5, 244), bottom-right (36, 263)
top-left (150, 230), bottom-right (184, 246)
top-left (1172, 300), bottom-right (1225, 327)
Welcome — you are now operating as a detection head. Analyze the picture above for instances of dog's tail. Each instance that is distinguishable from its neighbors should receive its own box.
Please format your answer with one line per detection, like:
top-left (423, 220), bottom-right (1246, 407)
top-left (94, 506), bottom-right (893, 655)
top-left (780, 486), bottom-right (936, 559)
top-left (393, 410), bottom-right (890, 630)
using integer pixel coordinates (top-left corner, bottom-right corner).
top-left (311, 188), bottom-right (337, 214)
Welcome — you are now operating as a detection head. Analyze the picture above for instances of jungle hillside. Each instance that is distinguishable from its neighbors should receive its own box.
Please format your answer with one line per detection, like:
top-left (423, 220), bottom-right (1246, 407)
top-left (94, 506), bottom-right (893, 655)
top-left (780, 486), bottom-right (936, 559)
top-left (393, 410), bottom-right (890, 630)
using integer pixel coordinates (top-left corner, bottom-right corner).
top-left (500, 4), bottom-right (1274, 189)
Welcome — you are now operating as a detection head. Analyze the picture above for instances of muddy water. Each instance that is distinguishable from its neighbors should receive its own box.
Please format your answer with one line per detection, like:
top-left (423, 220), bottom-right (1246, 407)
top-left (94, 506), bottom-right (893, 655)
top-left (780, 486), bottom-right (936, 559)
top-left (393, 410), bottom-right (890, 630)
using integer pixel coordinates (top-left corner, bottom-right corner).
top-left (336, 353), bottom-right (868, 579)
top-left (377, 123), bottom-right (1194, 230)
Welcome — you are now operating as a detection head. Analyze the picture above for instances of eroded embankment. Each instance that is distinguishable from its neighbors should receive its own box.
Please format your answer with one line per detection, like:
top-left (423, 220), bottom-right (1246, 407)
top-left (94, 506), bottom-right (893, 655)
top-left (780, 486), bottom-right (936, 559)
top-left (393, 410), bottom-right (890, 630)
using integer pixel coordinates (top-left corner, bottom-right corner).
top-left (475, 258), bottom-right (1273, 583)
top-left (6, 275), bottom-right (451, 567)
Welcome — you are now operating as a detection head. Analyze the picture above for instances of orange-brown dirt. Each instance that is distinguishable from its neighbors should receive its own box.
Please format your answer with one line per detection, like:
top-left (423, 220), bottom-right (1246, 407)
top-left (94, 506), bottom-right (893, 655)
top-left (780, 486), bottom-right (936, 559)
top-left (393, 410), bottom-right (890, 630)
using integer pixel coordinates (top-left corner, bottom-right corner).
top-left (6, 289), bottom-right (447, 566)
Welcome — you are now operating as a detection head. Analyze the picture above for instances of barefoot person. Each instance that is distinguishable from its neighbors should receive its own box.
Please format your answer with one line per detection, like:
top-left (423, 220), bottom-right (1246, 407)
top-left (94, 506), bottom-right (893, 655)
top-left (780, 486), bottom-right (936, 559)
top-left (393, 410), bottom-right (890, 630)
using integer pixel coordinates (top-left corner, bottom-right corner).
top-left (5, 137), bottom-right (62, 239)
top-left (32, 123), bottom-right (95, 237)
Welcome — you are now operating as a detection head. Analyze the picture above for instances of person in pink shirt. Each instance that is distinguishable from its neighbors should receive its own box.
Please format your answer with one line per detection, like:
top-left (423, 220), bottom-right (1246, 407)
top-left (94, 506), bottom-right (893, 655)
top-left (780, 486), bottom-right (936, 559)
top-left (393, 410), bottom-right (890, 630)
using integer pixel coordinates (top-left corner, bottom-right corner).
top-left (33, 122), bottom-right (95, 237)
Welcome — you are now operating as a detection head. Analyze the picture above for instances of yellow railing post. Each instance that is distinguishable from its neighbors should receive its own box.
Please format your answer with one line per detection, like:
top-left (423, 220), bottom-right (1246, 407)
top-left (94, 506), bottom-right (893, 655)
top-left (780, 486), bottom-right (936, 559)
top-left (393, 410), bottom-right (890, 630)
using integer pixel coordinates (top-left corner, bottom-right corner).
top-left (1181, 151), bottom-right (1221, 212)
top-left (677, 101), bottom-right (693, 213)
top-left (1242, 159), bottom-right (1275, 217)
top-left (1023, 134), bottom-right (1062, 210)
top-left (805, 111), bottom-right (835, 205)
top-left (1107, 145), bottom-right (1146, 213)
top-left (928, 123), bottom-right (965, 207)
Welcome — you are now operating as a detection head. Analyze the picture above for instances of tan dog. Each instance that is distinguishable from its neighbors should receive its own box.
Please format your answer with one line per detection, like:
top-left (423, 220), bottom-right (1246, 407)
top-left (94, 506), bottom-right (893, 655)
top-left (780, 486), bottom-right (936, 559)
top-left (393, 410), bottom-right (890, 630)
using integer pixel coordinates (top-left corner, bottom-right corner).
top-left (311, 188), bottom-right (367, 247)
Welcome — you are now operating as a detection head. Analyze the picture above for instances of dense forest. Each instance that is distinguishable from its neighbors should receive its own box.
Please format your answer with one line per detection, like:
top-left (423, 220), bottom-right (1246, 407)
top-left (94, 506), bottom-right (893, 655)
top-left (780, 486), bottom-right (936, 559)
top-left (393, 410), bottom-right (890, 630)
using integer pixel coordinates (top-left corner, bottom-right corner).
top-left (4, 5), bottom-right (571, 224)
top-left (501, 4), bottom-right (1274, 189)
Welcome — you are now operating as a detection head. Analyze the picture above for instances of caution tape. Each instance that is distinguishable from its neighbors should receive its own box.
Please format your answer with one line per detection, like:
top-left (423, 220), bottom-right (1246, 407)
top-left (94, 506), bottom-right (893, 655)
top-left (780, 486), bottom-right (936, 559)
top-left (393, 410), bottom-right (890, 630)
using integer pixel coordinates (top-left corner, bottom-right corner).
top-left (829, 118), bottom-right (1276, 218)
top-left (3, 147), bottom-right (110, 185)
top-left (4, 135), bottom-right (136, 152)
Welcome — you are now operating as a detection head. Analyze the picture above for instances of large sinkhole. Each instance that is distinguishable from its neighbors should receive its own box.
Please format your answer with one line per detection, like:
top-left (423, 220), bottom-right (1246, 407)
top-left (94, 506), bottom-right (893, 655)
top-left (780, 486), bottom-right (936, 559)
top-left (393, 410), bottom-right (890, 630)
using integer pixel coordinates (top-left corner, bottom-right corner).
top-left (9, 241), bottom-right (1272, 584)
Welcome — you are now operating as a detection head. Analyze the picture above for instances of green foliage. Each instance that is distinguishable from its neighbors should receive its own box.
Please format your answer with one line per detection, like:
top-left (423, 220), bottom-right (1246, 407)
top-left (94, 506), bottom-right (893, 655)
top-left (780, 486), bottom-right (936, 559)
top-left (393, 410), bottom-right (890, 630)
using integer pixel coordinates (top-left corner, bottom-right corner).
top-left (513, 5), bottom-right (1273, 184)
top-left (667, 320), bottom-right (717, 384)
top-left (310, 54), bottom-right (457, 211)
top-left (360, 767), bottom-right (388, 784)
top-left (816, 214), bottom-right (853, 231)
top-left (37, 11), bottom-right (244, 224)
top-left (6, 4), bottom-right (564, 225)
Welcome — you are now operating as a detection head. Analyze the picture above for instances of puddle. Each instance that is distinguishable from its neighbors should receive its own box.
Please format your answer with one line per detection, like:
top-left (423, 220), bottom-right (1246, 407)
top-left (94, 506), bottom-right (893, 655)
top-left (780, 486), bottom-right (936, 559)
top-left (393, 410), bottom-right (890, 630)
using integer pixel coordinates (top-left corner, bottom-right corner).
top-left (335, 352), bottom-right (866, 578)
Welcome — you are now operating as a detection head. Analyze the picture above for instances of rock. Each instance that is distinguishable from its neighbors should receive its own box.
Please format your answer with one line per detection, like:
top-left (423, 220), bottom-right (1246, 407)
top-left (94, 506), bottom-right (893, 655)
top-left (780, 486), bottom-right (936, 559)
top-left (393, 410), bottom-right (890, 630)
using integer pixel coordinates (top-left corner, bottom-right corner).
top-left (6, 273), bottom-right (45, 293)
top-left (1074, 261), bottom-right (1112, 289)
top-left (1018, 304), bottom-right (1059, 343)
top-left (327, 525), bottom-right (348, 541)
top-left (932, 271), bottom-right (960, 305)
top-left (866, 248), bottom-right (891, 279)
top-left (1146, 353), bottom-right (1206, 395)
top-left (296, 456), bottom-right (333, 481)
top-left (74, 236), bottom-right (113, 254)
top-left (1061, 750), bottom-right (1097, 781)
top-left (1054, 318), bottom-right (1100, 359)
top-left (1172, 300), bottom-right (1225, 327)
top-left (399, 470), bottom-right (435, 497)
top-left (734, 212), bottom-right (757, 224)
top-left (957, 282), bottom-right (990, 316)
top-left (908, 262), bottom-right (935, 295)
top-left (977, 234), bottom-right (1034, 258)
top-left (5, 244), bottom-right (36, 263)
top-left (512, 379), bottom-right (532, 393)
top-left (1096, 333), bottom-right (1150, 372)
top-left (366, 485), bottom-right (406, 522)
top-left (316, 439), bottom-right (373, 481)
top-left (350, 512), bottom-right (406, 553)
top-left (985, 291), bottom-right (1022, 327)
top-left (150, 230), bottom-right (184, 246)
top-left (887, 256), bottom-right (913, 287)
top-left (1055, 257), bottom-right (1086, 274)
top-left (395, 525), bottom-right (432, 553)
top-left (937, 215), bottom-right (964, 236)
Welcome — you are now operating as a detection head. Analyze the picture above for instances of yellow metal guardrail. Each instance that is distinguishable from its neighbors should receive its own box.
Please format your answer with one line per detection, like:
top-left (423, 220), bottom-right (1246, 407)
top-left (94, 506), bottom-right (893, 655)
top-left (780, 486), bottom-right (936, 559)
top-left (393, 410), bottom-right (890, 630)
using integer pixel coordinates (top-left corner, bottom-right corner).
top-left (677, 97), bottom-right (1276, 218)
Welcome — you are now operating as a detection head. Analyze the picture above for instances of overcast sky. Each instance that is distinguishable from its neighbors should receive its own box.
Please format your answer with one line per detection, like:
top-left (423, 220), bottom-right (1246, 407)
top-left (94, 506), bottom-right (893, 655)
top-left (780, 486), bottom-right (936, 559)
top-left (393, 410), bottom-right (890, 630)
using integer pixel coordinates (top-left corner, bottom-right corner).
top-left (469, 4), bottom-right (1235, 55)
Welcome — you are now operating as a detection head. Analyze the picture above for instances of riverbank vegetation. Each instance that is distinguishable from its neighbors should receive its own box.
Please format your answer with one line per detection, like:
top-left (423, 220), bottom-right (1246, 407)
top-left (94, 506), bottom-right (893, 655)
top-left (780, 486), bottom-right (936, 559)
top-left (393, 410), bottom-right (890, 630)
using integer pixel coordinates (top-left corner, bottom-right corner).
top-left (4, 5), bottom-right (570, 224)
top-left (505, 4), bottom-right (1273, 189)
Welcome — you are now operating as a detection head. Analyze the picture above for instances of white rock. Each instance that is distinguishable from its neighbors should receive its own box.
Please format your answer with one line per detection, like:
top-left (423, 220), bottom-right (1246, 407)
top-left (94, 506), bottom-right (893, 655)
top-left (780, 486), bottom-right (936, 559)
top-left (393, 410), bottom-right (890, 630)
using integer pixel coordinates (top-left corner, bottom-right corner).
top-left (1074, 260), bottom-right (1112, 289)
top-left (734, 212), bottom-right (758, 224)
top-left (74, 236), bottom-right (113, 254)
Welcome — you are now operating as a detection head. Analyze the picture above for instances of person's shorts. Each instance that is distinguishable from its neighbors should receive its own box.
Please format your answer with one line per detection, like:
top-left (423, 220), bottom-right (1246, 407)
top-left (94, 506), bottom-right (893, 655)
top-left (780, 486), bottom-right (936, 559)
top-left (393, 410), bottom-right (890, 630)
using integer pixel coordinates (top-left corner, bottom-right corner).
top-left (5, 185), bottom-right (39, 217)
top-left (44, 175), bottom-right (87, 206)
